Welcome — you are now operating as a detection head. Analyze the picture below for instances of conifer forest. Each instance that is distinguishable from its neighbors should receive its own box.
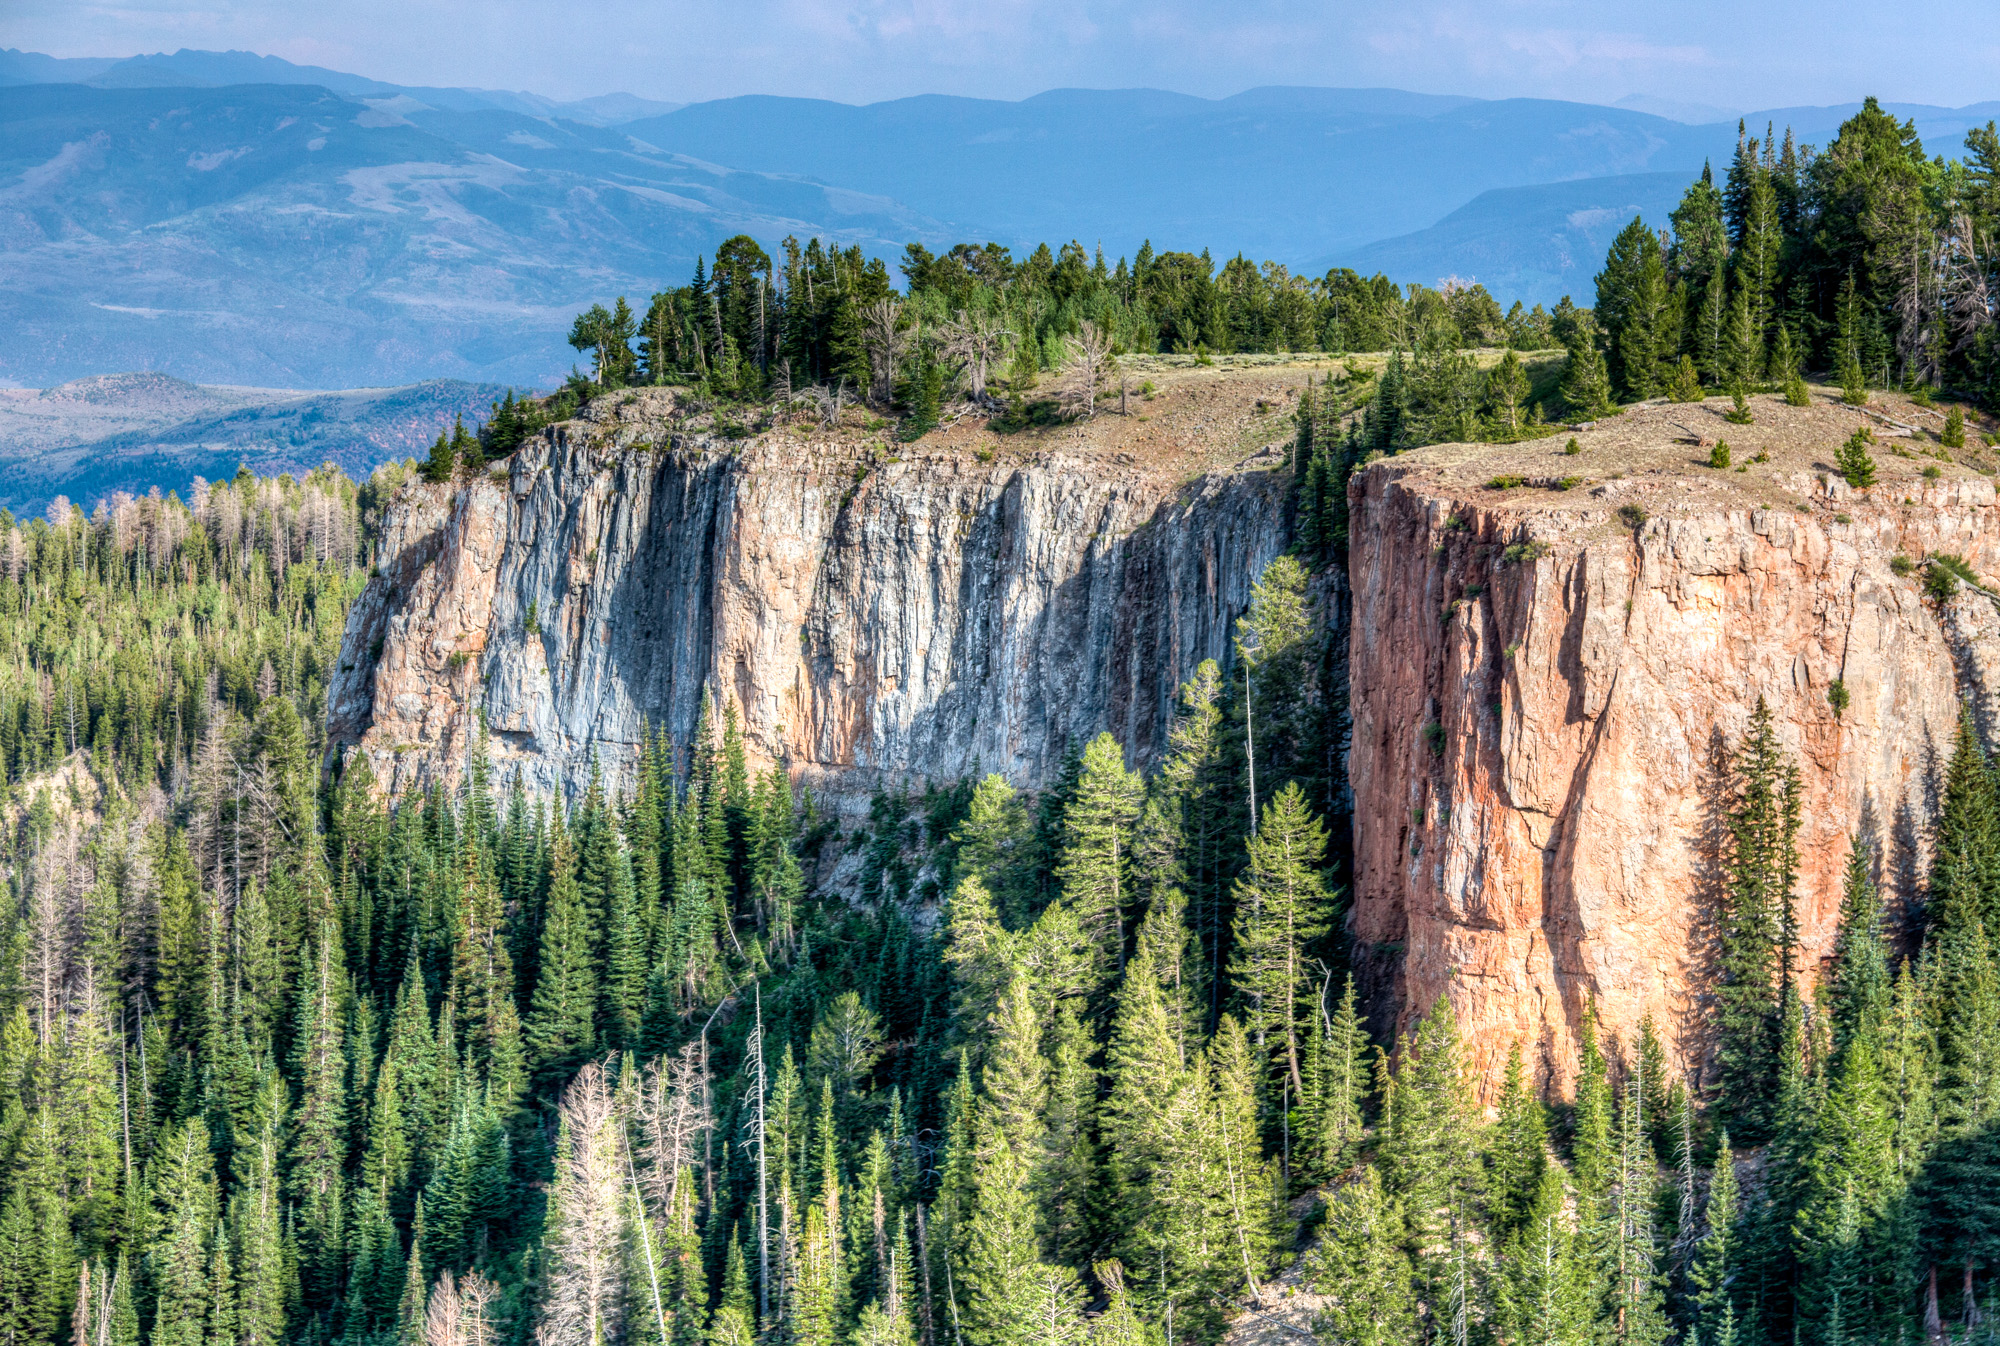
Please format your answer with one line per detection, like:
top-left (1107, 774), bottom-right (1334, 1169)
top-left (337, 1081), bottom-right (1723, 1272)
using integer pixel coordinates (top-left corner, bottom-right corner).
top-left (0, 97), bottom-right (1998, 1346)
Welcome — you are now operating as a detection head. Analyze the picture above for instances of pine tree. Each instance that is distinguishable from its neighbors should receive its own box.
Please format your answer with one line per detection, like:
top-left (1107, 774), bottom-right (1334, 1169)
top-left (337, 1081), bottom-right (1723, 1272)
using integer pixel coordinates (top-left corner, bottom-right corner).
top-left (1688, 1132), bottom-right (1740, 1346)
top-left (1716, 696), bottom-right (1800, 1141)
top-left (1486, 1044), bottom-right (1548, 1245)
top-left (526, 829), bottom-right (597, 1079)
top-left (1228, 782), bottom-right (1331, 1105)
top-left (1311, 1166), bottom-right (1416, 1346)
top-left (1054, 734), bottom-right (1143, 989)
top-left (1495, 1165), bottom-right (1589, 1346)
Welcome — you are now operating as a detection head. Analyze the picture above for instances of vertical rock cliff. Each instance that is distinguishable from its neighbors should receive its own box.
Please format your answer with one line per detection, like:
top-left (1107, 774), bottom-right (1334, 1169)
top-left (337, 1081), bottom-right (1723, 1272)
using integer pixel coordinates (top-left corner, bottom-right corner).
top-left (1347, 395), bottom-right (2000, 1096)
top-left (329, 389), bottom-right (1292, 814)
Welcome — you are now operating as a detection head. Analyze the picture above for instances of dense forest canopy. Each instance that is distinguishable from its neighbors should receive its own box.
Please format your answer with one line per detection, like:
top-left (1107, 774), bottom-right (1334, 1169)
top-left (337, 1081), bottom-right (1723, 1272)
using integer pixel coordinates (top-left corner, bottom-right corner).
top-left (0, 92), bottom-right (1999, 1346)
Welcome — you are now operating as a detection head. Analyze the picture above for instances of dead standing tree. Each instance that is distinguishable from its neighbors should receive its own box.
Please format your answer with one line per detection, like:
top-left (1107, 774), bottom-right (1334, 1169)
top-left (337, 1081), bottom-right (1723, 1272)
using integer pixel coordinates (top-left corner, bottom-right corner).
top-left (861, 299), bottom-right (906, 409)
top-left (938, 310), bottom-right (1013, 405)
top-left (1056, 320), bottom-right (1114, 420)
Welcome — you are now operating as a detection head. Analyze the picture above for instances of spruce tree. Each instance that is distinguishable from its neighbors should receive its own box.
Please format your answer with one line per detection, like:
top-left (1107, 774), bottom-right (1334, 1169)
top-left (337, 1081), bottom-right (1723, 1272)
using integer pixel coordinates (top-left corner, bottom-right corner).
top-left (1716, 696), bottom-right (1800, 1141)
top-left (1486, 1044), bottom-right (1548, 1246)
top-left (1228, 782), bottom-right (1332, 1105)
top-left (526, 829), bottom-right (598, 1079)
top-left (1206, 1016), bottom-right (1282, 1302)
top-left (959, 978), bottom-right (1047, 1346)
top-left (1380, 998), bottom-right (1479, 1335)
top-left (1689, 1131), bottom-right (1740, 1345)
top-left (1053, 734), bottom-right (1143, 989)
top-left (1302, 975), bottom-right (1368, 1180)
top-left (1494, 1165), bottom-right (1588, 1346)
top-left (1311, 1166), bottom-right (1417, 1346)
top-left (149, 1119), bottom-right (221, 1346)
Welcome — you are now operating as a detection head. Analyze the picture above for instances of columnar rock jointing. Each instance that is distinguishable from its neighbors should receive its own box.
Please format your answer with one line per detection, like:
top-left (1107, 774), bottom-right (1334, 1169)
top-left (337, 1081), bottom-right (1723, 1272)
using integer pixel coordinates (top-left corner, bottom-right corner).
top-left (328, 409), bottom-right (1291, 817)
top-left (1347, 457), bottom-right (2000, 1098)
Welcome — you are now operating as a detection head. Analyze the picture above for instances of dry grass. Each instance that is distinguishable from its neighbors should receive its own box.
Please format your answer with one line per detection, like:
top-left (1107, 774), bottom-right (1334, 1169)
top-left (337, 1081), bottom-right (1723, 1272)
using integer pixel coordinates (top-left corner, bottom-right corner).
top-left (1387, 387), bottom-right (1998, 522)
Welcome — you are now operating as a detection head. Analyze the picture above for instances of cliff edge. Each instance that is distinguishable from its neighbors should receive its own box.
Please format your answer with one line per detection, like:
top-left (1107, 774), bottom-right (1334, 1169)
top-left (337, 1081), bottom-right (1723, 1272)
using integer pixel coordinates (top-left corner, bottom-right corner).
top-left (1348, 389), bottom-right (2000, 1096)
top-left (329, 373), bottom-right (1303, 814)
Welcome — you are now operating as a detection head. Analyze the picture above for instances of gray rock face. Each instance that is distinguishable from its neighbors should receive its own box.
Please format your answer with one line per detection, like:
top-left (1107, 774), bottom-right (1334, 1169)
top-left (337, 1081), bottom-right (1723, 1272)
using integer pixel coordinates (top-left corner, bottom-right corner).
top-left (329, 395), bottom-right (1291, 814)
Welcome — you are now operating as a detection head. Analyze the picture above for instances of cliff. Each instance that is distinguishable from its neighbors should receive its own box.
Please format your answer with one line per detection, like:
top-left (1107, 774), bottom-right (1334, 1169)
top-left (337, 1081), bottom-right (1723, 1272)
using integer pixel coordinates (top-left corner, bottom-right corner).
top-left (1348, 390), bottom-right (2000, 1096)
top-left (329, 378), bottom-right (1298, 816)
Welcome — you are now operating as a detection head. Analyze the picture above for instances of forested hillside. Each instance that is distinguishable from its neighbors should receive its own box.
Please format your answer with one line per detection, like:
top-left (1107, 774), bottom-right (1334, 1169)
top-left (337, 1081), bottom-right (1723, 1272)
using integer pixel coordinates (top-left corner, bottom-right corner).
top-left (1588, 98), bottom-right (2000, 410)
top-left (0, 456), bottom-right (1355, 1346)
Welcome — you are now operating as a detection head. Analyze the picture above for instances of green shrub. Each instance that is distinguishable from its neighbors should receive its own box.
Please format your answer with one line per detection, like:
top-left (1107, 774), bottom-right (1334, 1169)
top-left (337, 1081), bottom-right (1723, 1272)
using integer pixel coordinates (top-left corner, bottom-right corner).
top-left (1556, 476), bottom-right (1583, 491)
top-left (1502, 539), bottom-right (1552, 564)
top-left (1563, 437), bottom-right (1582, 456)
top-left (1943, 404), bottom-right (1967, 449)
top-left (1423, 721), bottom-right (1446, 757)
top-left (1924, 465), bottom-right (1942, 480)
top-left (1666, 356), bottom-right (1704, 403)
top-left (1828, 679), bottom-right (1850, 718)
top-left (1785, 373), bottom-right (1811, 407)
top-left (1487, 475), bottom-right (1527, 490)
top-left (1709, 441), bottom-right (1732, 469)
top-left (1926, 553), bottom-right (1980, 601)
top-left (1724, 388), bottom-right (1754, 425)
top-left (1890, 554), bottom-right (1914, 576)
top-left (1841, 359), bottom-right (1869, 406)
top-left (1617, 503), bottom-right (1648, 529)
top-left (1835, 427), bottom-right (1877, 488)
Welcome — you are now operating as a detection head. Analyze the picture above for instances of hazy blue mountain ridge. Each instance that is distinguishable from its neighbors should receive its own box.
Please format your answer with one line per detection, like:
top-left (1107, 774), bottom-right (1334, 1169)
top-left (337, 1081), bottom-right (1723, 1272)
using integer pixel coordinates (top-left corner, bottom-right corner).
top-left (5, 48), bottom-right (2000, 389)
top-left (0, 47), bottom-right (683, 123)
top-left (0, 372), bottom-right (512, 514)
top-left (0, 82), bottom-right (949, 388)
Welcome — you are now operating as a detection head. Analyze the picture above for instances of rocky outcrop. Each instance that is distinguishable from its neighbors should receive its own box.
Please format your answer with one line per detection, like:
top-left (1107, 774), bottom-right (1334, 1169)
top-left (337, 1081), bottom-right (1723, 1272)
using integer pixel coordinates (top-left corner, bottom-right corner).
top-left (329, 390), bottom-right (1292, 815)
top-left (1346, 395), bottom-right (2000, 1098)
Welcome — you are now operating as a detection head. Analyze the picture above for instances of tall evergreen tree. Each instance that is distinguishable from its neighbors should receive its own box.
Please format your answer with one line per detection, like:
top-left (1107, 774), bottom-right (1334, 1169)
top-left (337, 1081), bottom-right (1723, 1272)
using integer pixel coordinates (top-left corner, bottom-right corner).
top-left (1228, 783), bottom-right (1332, 1107)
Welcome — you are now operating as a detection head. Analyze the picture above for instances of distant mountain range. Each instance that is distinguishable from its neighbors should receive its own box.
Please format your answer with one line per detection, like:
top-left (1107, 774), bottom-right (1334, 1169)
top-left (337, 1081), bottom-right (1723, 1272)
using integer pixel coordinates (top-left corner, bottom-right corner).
top-left (0, 48), bottom-right (683, 124)
top-left (2, 47), bottom-right (1997, 389)
top-left (0, 371), bottom-right (509, 514)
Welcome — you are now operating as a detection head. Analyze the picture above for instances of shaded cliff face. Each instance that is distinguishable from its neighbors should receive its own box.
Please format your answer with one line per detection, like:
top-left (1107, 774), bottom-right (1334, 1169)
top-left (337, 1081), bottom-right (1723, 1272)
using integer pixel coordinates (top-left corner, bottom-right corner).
top-left (1347, 392), bottom-right (2000, 1098)
top-left (329, 388), bottom-right (1292, 814)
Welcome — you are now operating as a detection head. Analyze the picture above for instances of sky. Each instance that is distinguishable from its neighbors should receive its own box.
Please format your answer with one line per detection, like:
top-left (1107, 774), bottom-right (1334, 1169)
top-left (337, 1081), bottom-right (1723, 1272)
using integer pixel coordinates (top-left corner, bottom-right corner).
top-left (10, 0), bottom-right (2000, 110)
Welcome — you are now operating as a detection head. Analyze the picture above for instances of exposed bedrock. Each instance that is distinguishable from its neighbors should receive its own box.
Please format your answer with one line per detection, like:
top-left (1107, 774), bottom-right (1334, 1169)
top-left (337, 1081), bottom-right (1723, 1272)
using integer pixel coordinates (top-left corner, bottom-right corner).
top-left (328, 398), bottom-right (1292, 818)
top-left (1348, 448), bottom-right (2000, 1098)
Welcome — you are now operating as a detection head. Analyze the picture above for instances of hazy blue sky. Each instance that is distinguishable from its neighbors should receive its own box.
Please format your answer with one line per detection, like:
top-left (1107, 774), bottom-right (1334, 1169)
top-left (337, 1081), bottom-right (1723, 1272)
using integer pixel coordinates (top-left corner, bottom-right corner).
top-left (12, 0), bottom-right (1997, 109)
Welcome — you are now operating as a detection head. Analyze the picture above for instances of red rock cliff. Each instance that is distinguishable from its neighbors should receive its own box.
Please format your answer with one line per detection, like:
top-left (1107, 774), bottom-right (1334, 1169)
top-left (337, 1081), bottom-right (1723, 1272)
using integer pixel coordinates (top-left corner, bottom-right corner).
top-left (1347, 393), bottom-right (2000, 1098)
